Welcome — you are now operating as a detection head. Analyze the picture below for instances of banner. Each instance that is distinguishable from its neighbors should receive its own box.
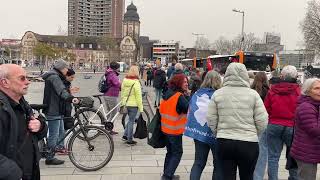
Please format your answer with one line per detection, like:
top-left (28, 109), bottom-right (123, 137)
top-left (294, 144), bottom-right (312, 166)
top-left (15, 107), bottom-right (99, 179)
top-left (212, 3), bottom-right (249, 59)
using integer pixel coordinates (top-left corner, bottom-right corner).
top-left (184, 88), bottom-right (215, 145)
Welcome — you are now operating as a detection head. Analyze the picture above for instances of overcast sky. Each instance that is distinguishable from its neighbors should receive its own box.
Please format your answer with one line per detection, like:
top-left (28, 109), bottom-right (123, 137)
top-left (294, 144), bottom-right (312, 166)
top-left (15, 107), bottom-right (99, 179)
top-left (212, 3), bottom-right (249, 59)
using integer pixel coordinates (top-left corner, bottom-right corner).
top-left (0, 0), bottom-right (307, 50)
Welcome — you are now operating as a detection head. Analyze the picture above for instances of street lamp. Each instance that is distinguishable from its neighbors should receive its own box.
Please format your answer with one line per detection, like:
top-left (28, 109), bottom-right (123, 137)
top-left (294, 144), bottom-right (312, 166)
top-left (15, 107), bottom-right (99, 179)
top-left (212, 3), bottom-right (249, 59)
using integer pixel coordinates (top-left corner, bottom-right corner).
top-left (232, 8), bottom-right (245, 50)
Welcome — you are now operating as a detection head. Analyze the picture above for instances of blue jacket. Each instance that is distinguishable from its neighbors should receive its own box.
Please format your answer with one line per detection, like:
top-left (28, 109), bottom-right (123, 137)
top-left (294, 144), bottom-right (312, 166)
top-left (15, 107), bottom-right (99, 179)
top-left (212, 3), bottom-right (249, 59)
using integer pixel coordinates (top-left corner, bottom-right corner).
top-left (166, 65), bottom-right (175, 79)
top-left (184, 88), bottom-right (215, 145)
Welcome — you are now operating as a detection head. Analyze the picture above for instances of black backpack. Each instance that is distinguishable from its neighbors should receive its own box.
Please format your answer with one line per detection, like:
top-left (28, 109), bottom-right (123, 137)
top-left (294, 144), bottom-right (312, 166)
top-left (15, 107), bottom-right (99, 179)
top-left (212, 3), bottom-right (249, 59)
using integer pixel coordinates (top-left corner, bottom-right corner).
top-left (98, 74), bottom-right (109, 93)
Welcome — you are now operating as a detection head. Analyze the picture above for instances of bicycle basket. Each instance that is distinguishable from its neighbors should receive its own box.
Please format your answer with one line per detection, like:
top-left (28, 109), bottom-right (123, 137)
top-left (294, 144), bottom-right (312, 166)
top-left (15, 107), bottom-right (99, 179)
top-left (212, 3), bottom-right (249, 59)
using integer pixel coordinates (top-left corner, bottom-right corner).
top-left (78, 97), bottom-right (94, 108)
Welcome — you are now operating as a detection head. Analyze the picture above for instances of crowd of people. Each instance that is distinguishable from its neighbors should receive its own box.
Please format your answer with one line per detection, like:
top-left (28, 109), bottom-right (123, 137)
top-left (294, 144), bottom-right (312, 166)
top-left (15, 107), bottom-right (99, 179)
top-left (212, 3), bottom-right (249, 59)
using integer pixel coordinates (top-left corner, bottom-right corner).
top-left (150, 61), bottom-right (319, 180)
top-left (0, 58), bottom-right (320, 180)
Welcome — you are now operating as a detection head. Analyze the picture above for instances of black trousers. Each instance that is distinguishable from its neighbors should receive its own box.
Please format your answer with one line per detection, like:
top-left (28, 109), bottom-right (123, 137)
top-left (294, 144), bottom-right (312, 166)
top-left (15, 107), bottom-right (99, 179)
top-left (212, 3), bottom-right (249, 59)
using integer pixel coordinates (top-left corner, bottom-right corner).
top-left (216, 138), bottom-right (259, 180)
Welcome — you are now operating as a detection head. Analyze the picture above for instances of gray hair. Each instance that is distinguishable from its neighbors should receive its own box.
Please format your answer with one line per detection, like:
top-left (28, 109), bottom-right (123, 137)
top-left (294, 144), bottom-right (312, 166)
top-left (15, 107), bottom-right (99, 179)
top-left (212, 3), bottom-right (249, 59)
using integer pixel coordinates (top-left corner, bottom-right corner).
top-left (201, 70), bottom-right (222, 90)
top-left (0, 65), bottom-right (10, 79)
top-left (174, 63), bottom-right (183, 70)
top-left (281, 65), bottom-right (298, 79)
top-left (301, 78), bottom-right (320, 95)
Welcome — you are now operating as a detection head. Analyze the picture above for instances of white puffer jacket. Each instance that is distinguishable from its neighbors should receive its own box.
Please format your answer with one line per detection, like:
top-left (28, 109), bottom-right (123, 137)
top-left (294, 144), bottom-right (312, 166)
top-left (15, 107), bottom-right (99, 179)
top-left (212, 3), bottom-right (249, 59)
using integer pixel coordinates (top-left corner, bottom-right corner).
top-left (207, 63), bottom-right (268, 142)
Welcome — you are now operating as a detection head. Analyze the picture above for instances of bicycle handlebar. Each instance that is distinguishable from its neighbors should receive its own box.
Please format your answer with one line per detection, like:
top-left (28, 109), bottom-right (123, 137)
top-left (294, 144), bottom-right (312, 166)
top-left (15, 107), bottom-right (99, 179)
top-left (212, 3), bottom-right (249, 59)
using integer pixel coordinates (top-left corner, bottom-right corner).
top-left (30, 104), bottom-right (48, 111)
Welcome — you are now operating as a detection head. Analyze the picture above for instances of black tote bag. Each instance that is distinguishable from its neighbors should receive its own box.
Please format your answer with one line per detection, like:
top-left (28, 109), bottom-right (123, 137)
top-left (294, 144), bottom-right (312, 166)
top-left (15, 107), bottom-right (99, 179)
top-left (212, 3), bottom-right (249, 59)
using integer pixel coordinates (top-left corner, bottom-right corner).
top-left (134, 114), bottom-right (148, 139)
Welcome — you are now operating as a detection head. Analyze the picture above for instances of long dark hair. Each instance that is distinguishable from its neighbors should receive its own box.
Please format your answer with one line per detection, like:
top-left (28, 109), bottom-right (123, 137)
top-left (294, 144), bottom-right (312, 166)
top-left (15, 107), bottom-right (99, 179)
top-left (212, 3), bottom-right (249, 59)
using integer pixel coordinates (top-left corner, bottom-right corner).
top-left (251, 72), bottom-right (269, 98)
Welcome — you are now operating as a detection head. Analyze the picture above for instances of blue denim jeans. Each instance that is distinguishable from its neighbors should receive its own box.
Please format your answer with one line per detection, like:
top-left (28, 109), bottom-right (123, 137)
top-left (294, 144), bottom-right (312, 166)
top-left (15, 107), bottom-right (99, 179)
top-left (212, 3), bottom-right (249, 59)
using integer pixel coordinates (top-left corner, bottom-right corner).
top-left (154, 88), bottom-right (162, 106)
top-left (267, 124), bottom-right (298, 180)
top-left (124, 107), bottom-right (138, 142)
top-left (254, 130), bottom-right (268, 180)
top-left (163, 135), bottom-right (183, 179)
top-left (46, 115), bottom-right (65, 160)
top-left (190, 139), bottom-right (222, 180)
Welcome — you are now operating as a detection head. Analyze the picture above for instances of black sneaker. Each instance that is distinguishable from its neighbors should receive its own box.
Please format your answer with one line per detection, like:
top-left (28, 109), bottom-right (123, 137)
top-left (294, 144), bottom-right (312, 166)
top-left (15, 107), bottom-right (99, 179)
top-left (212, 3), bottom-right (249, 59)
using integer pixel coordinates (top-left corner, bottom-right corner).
top-left (172, 175), bottom-right (180, 180)
top-left (121, 136), bottom-right (127, 141)
top-left (45, 158), bottom-right (65, 165)
top-left (161, 175), bottom-right (180, 180)
top-left (126, 140), bottom-right (137, 146)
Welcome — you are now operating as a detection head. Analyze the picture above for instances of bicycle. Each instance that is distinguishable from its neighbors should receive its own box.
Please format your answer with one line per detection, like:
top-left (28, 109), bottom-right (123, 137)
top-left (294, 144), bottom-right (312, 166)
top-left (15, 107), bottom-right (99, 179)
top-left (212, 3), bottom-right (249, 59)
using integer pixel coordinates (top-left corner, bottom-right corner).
top-left (78, 92), bottom-right (151, 132)
top-left (30, 97), bottom-right (114, 171)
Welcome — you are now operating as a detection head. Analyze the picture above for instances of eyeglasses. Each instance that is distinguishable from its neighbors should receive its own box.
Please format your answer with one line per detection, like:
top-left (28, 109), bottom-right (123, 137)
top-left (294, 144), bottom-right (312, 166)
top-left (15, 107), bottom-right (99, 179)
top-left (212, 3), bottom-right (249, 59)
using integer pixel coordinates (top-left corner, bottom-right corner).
top-left (6, 75), bottom-right (29, 82)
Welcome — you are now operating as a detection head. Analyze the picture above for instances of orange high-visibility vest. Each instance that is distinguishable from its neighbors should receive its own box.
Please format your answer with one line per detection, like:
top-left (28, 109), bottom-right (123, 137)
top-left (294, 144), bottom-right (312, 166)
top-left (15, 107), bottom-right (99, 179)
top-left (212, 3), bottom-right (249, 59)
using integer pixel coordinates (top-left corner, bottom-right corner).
top-left (159, 92), bottom-right (187, 135)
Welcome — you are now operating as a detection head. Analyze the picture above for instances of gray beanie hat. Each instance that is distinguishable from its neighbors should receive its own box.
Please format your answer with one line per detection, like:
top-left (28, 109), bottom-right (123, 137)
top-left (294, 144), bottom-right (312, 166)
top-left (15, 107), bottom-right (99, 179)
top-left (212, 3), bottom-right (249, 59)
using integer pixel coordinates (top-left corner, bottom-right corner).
top-left (53, 59), bottom-right (68, 70)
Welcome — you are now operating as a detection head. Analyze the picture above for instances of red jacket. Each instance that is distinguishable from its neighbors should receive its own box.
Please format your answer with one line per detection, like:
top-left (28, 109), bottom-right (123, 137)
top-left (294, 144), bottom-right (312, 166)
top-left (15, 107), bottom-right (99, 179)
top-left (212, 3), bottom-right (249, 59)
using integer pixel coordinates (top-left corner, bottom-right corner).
top-left (264, 82), bottom-right (300, 127)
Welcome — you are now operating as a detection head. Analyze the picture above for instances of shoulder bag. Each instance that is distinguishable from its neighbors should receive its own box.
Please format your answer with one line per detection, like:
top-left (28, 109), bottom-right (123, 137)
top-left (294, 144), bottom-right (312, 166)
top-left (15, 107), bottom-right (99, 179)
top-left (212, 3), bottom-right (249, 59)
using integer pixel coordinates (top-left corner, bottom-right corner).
top-left (119, 83), bottom-right (135, 114)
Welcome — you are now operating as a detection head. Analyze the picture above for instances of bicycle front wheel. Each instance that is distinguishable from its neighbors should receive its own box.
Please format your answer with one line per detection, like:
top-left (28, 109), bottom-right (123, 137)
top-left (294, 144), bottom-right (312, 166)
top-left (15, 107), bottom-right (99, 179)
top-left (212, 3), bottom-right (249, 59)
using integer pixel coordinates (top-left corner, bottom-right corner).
top-left (68, 125), bottom-right (114, 171)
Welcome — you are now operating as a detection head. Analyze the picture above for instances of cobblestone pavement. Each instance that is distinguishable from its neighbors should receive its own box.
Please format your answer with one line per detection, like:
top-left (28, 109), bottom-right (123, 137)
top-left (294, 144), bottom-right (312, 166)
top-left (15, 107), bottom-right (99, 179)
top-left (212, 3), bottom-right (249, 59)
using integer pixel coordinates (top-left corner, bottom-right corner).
top-left (32, 78), bottom-right (319, 180)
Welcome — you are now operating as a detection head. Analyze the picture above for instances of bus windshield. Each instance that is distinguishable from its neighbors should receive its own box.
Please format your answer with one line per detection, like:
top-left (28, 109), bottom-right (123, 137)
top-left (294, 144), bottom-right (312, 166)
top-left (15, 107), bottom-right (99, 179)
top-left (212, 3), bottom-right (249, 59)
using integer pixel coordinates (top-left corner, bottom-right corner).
top-left (240, 52), bottom-right (275, 71)
top-left (178, 58), bottom-right (205, 69)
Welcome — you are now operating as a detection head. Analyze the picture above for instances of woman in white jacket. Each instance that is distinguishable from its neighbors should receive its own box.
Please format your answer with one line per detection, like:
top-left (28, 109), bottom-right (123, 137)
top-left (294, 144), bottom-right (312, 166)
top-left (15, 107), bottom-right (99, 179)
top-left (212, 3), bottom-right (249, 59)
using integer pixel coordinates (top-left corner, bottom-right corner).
top-left (207, 63), bottom-right (268, 180)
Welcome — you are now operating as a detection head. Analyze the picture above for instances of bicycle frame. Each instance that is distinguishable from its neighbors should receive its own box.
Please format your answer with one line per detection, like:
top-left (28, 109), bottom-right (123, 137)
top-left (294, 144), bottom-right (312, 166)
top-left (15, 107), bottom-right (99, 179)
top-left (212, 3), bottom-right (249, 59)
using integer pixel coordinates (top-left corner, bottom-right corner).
top-left (54, 119), bottom-right (94, 150)
top-left (89, 91), bottom-right (149, 125)
top-left (33, 107), bottom-right (94, 155)
top-left (86, 101), bottom-right (122, 124)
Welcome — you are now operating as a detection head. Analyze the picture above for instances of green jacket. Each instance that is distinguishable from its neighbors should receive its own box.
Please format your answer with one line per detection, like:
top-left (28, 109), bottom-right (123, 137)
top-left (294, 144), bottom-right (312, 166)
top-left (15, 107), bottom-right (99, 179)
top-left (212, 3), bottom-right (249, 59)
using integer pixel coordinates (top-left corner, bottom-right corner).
top-left (121, 78), bottom-right (143, 112)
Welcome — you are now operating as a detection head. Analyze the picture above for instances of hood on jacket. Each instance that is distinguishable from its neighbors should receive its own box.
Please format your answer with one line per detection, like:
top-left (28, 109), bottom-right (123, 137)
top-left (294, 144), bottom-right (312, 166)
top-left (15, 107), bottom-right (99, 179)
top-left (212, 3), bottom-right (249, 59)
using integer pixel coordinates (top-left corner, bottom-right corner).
top-left (223, 63), bottom-right (250, 87)
top-left (297, 95), bottom-right (320, 106)
top-left (41, 69), bottom-right (65, 81)
top-left (270, 82), bottom-right (300, 95)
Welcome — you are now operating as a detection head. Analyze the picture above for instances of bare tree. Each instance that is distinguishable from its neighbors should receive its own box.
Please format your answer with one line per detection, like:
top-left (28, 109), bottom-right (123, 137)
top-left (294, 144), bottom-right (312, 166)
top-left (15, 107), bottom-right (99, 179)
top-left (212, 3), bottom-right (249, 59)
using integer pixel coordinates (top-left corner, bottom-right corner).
top-left (194, 36), bottom-right (211, 50)
top-left (212, 36), bottom-right (234, 54)
top-left (234, 33), bottom-right (260, 51)
top-left (213, 33), bottom-right (260, 54)
top-left (243, 33), bottom-right (260, 51)
top-left (301, 0), bottom-right (320, 53)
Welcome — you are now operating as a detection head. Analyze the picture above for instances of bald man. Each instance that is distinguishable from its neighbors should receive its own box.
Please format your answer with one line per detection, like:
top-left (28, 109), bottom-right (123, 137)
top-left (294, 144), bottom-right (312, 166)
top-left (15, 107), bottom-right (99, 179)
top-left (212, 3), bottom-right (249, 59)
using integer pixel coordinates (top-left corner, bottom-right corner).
top-left (0, 64), bottom-right (47, 180)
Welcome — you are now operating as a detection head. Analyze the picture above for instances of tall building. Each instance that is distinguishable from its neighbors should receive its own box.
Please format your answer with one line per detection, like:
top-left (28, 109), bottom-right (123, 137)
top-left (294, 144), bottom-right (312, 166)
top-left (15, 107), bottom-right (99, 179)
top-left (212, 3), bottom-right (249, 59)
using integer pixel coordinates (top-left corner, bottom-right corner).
top-left (68, 0), bottom-right (124, 38)
top-left (112, 0), bottom-right (125, 39)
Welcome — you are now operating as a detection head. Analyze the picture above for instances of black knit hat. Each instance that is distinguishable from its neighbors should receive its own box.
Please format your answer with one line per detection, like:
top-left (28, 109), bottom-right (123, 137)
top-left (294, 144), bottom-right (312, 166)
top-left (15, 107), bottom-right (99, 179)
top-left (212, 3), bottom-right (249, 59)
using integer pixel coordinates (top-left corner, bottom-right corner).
top-left (110, 61), bottom-right (120, 70)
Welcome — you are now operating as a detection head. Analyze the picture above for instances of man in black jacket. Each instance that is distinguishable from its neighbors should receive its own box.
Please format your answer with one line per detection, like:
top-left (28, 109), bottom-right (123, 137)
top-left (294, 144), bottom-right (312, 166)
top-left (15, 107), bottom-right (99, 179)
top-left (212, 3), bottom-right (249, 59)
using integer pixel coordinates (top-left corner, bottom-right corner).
top-left (42, 60), bottom-right (79, 165)
top-left (0, 64), bottom-right (47, 180)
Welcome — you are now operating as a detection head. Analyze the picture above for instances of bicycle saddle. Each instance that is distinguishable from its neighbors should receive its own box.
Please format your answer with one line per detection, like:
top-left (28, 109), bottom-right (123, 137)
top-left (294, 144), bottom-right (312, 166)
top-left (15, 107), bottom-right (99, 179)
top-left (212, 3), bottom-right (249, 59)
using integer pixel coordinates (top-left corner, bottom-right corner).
top-left (30, 104), bottom-right (48, 111)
